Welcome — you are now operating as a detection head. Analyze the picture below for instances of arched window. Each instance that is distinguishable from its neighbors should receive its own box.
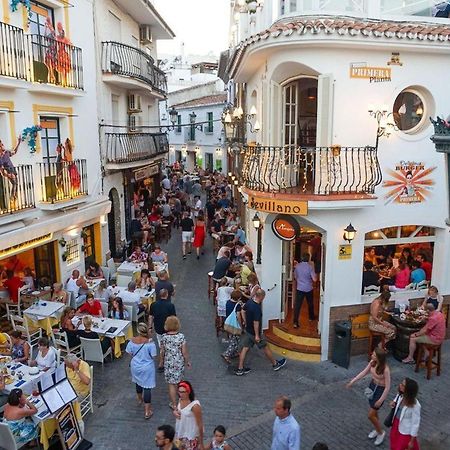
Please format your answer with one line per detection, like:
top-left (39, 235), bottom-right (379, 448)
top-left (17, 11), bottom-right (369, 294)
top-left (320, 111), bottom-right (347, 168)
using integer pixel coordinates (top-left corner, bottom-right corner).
top-left (283, 78), bottom-right (318, 147)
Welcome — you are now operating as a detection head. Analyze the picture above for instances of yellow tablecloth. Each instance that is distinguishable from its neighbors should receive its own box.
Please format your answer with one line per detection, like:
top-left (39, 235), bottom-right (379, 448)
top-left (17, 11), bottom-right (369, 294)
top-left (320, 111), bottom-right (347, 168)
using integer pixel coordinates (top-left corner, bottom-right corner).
top-left (40, 401), bottom-right (82, 450)
top-left (25, 315), bottom-right (60, 335)
top-left (113, 326), bottom-right (134, 358)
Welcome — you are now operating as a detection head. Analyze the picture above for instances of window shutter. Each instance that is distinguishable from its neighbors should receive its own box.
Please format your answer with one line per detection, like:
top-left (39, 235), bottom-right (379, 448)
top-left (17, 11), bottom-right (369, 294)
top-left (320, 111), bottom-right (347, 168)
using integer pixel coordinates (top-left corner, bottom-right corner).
top-left (316, 73), bottom-right (334, 148)
top-left (269, 80), bottom-right (282, 146)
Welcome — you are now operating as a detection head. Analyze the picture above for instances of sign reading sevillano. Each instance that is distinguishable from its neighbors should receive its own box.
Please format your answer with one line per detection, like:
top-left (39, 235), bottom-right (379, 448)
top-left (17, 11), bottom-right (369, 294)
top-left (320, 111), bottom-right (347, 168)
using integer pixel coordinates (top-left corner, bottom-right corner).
top-left (349, 64), bottom-right (391, 83)
top-left (272, 215), bottom-right (300, 241)
top-left (250, 196), bottom-right (308, 215)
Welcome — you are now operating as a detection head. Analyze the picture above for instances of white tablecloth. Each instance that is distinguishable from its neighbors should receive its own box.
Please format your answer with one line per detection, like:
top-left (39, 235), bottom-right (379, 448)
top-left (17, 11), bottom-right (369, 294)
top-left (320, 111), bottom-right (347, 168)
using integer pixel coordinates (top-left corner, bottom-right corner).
top-left (73, 316), bottom-right (131, 338)
top-left (1, 362), bottom-right (45, 394)
top-left (117, 261), bottom-right (144, 275)
top-left (23, 301), bottom-right (65, 321)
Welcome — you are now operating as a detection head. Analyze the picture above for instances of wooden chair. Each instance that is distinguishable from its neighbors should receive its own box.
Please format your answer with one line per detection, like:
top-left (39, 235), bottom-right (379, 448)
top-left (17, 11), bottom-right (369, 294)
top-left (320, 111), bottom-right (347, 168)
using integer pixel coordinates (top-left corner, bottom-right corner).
top-left (160, 224), bottom-right (170, 243)
top-left (415, 343), bottom-right (441, 380)
top-left (368, 330), bottom-right (386, 360)
top-left (52, 330), bottom-right (81, 359)
top-left (363, 285), bottom-right (380, 295)
top-left (207, 271), bottom-right (214, 301)
top-left (79, 365), bottom-right (94, 418)
top-left (10, 314), bottom-right (42, 348)
top-left (215, 313), bottom-right (224, 337)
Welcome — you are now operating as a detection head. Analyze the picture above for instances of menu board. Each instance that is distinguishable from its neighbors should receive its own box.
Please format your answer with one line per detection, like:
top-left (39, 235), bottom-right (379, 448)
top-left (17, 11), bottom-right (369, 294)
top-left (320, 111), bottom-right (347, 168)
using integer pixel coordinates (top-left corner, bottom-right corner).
top-left (56, 403), bottom-right (83, 450)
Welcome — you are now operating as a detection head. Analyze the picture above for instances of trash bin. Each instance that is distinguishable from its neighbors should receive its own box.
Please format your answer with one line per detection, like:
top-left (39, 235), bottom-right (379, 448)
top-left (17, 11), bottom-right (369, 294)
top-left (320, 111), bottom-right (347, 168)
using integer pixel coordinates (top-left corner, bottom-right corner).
top-left (332, 320), bottom-right (352, 369)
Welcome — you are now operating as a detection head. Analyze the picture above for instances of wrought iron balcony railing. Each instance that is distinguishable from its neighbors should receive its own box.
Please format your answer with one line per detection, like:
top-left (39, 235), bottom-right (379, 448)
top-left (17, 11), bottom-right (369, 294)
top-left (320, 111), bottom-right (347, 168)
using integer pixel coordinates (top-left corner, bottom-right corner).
top-left (37, 159), bottom-right (88, 203)
top-left (240, 145), bottom-right (382, 195)
top-left (0, 21), bottom-right (84, 89)
top-left (105, 131), bottom-right (169, 164)
top-left (101, 41), bottom-right (167, 95)
top-left (0, 165), bottom-right (35, 215)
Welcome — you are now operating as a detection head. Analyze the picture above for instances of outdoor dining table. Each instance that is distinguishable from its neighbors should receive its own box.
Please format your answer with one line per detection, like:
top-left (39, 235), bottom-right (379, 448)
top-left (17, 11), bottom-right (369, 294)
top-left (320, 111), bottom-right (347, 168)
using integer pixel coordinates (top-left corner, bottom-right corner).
top-left (117, 261), bottom-right (144, 277)
top-left (73, 316), bottom-right (133, 358)
top-left (85, 278), bottom-right (105, 291)
top-left (0, 360), bottom-right (45, 394)
top-left (23, 301), bottom-right (66, 335)
top-left (390, 313), bottom-right (427, 362)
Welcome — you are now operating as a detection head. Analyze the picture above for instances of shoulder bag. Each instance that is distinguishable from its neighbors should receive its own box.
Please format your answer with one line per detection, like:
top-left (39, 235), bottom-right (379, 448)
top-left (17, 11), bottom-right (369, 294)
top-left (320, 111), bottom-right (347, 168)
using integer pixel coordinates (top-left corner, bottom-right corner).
top-left (384, 394), bottom-right (400, 428)
top-left (224, 303), bottom-right (242, 335)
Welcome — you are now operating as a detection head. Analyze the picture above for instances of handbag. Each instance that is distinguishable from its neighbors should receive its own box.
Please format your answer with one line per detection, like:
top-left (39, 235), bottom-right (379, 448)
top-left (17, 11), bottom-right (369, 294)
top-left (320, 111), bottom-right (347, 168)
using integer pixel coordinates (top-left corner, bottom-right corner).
top-left (363, 384), bottom-right (379, 400)
top-left (224, 303), bottom-right (242, 335)
top-left (128, 343), bottom-right (145, 367)
top-left (384, 394), bottom-right (400, 428)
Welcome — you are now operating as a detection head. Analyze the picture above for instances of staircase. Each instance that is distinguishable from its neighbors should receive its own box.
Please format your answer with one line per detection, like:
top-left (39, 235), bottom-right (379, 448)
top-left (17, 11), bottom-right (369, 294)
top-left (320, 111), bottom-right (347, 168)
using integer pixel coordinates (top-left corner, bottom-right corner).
top-left (265, 319), bottom-right (321, 362)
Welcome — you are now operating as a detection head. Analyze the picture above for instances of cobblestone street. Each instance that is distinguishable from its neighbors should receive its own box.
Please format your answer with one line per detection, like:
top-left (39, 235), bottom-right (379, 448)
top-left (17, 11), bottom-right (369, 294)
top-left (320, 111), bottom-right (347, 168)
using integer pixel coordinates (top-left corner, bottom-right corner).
top-left (84, 231), bottom-right (450, 449)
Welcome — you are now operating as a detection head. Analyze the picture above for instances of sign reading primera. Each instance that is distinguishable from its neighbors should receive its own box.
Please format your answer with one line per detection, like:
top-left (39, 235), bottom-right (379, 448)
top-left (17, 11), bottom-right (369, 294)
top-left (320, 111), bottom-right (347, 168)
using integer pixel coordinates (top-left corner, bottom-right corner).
top-left (349, 64), bottom-right (391, 83)
top-left (249, 196), bottom-right (308, 215)
top-left (272, 215), bottom-right (300, 241)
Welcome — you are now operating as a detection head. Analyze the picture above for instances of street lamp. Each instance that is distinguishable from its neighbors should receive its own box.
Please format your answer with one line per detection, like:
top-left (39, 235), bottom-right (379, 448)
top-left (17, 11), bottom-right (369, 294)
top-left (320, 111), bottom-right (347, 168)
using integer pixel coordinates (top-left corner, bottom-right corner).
top-left (221, 104), bottom-right (260, 144)
top-left (343, 223), bottom-right (357, 243)
top-left (189, 111), bottom-right (203, 131)
top-left (252, 212), bottom-right (262, 264)
top-left (169, 106), bottom-right (178, 126)
top-left (368, 104), bottom-right (395, 148)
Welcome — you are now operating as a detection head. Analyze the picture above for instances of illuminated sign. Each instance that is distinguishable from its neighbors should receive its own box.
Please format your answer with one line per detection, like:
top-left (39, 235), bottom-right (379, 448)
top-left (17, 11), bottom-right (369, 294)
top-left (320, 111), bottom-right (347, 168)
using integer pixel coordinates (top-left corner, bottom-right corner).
top-left (0, 233), bottom-right (53, 259)
top-left (250, 196), bottom-right (308, 216)
top-left (271, 215), bottom-right (300, 241)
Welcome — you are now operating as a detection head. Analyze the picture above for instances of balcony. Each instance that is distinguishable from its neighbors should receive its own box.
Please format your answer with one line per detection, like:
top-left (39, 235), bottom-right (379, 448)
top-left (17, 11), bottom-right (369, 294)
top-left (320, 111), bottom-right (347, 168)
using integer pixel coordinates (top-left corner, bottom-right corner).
top-left (240, 145), bottom-right (382, 201)
top-left (0, 165), bottom-right (35, 217)
top-left (101, 42), bottom-right (167, 96)
top-left (104, 131), bottom-right (168, 170)
top-left (37, 160), bottom-right (88, 209)
top-left (0, 21), bottom-right (83, 90)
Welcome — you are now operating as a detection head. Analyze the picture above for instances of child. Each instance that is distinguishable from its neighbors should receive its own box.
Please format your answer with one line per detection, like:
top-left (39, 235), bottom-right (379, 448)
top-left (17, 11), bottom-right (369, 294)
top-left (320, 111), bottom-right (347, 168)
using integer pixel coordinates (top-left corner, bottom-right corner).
top-left (221, 290), bottom-right (243, 364)
top-left (216, 277), bottom-right (233, 328)
top-left (205, 425), bottom-right (232, 450)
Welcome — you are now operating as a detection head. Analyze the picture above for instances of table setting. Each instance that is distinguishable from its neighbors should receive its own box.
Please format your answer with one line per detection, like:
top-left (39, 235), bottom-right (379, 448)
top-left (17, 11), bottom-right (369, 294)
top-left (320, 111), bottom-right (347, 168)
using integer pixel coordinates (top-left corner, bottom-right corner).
top-left (23, 301), bottom-right (66, 334)
top-left (0, 358), bottom-right (45, 394)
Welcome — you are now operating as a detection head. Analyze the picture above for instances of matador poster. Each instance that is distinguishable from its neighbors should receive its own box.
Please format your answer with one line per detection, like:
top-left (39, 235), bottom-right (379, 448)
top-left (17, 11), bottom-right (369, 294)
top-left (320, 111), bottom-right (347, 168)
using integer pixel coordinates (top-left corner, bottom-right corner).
top-left (382, 161), bottom-right (436, 205)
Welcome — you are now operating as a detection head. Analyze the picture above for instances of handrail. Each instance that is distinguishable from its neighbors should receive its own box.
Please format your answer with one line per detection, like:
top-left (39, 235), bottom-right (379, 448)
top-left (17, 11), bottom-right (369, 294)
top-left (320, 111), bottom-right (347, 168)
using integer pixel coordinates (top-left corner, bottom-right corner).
top-left (105, 132), bottom-right (168, 164)
top-left (0, 165), bottom-right (35, 214)
top-left (240, 145), bottom-right (382, 195)
top-left (101, 41), bottom-right (167, 95)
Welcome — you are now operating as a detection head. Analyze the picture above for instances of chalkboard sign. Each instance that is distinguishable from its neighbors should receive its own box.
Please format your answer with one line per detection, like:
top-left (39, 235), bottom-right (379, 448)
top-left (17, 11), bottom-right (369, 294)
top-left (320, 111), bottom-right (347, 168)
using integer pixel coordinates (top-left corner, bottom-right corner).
top-left (56, 403), bottom-right (83, 450)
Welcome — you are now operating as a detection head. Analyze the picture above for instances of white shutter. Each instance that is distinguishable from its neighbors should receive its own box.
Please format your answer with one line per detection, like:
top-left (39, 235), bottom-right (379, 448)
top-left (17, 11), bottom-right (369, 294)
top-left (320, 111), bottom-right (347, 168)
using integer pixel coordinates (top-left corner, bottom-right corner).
top-left (269, 80), bottom-right (282, 146)
top-left (316, 73), bottom-right (334, 148)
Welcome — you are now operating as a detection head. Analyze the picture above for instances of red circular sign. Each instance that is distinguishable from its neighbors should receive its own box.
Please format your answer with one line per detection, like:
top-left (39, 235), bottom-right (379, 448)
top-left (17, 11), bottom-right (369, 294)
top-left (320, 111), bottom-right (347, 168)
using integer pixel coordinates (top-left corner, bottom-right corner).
top-left (272, 215), bottom-right (299, 241)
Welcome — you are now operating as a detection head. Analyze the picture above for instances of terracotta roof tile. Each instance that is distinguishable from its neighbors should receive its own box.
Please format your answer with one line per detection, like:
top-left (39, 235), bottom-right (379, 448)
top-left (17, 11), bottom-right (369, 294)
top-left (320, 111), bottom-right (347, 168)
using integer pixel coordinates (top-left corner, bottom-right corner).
top-left (173, 94), bottom-right (227, 109)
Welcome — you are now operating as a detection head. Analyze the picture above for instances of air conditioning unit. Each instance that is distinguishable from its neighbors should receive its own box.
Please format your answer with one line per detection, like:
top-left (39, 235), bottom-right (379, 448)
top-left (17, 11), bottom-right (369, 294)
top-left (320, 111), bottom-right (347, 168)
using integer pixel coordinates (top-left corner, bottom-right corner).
top-left (128, 94), bottom-right (142, 113)
top-left (139, 25), bottom-right (152, 44)
top-left (128, 114), bottom-right (141, 132)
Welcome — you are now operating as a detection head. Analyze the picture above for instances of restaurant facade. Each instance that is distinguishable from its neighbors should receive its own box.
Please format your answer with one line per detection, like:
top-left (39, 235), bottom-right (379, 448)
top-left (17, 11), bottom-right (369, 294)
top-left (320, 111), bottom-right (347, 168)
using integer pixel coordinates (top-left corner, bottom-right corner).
top-left (0, 0), bottom-right (111, 288)
top-left (221, 1), bottom-right (450, 361)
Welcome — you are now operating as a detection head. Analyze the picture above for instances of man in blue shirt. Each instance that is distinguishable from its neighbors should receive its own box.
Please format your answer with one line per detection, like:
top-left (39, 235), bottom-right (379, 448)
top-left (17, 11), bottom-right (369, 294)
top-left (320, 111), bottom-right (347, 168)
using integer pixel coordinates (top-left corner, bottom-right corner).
top-left (271, 396), bottom-right (301, 450)
top-left (293, 253), bottom-right (318, 328)
top-left (410, 260), bottom-right (426, 284)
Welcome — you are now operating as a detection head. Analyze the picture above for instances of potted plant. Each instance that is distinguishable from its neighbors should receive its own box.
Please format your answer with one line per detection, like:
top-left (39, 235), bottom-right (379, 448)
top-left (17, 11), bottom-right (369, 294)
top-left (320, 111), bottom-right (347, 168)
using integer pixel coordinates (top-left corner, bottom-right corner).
top-left (62, 251), bottom-right (69, 262)
top-left (246, 0), bottom-right (258, 13)
top-left (58, 237), bottom-right (67, 248)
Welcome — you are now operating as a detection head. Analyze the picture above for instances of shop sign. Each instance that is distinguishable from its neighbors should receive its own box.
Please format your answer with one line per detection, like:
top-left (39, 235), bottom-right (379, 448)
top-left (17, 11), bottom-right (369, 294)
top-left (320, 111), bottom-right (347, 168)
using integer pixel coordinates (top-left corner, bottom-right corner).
top-left (0, 233), bottom-right (53, 259)
top-left (383, 161), bottom-right (436, 205)
top-left (56, 403), bottom-right (83, 450)
top-left (349, 313), bottom-right (370, 340)
top-left (338, 244), bottom-right (352, 260)
top-left (387, 52), bottom-right (403, 66)
top-left (271, 215), bottom-right (300, 241)
top-left (349, 63), bottom-right (391, 83)
top-left (250, 196), bottom-right (308, 216)
top-left (134, 164), bottom-right (159, 181)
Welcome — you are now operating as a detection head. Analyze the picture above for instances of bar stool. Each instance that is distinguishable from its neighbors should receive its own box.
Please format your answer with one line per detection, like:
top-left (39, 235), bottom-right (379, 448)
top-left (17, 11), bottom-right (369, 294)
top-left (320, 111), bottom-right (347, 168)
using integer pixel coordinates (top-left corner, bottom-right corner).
top-left (207, 271), bottom-right (214, 300)
top-left (415, 343), bottom-right (442, 380)
top-left (160, 224), bottom-right (170, 243)
top-left (368, 330), bottom-right (386, 360)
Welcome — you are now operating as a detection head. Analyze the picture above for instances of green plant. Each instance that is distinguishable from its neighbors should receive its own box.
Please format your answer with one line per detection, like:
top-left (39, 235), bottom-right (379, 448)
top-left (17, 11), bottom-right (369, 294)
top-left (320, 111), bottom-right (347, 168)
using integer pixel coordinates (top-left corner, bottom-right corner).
top-left (58, 237), bottom-right (67, 247)
top-left (62, 251), bottom-right (69, 262)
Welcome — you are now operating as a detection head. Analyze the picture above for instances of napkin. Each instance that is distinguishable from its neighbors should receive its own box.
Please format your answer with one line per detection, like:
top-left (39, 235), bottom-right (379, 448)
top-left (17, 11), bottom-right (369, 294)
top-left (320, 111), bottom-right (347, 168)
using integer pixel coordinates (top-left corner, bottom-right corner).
top-left (14, 379), bottom-right (26, 387)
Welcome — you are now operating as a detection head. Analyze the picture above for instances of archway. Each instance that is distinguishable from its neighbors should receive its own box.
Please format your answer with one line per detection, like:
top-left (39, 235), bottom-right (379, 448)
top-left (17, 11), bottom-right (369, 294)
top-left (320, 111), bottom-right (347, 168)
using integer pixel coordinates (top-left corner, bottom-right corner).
top-left (108, 188), bottom-right (121, 258)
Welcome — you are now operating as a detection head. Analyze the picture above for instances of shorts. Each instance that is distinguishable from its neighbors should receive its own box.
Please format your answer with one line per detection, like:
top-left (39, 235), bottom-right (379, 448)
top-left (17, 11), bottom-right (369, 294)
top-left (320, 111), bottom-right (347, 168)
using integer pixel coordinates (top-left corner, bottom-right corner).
top-left (240, 332), bottom-right (267, 350)
top-left (415, 335), bottom-right (434, 344)
top-left (182, 231), bottom-right (193, 243)
top-left (368, 381), bottom-right (385, 410)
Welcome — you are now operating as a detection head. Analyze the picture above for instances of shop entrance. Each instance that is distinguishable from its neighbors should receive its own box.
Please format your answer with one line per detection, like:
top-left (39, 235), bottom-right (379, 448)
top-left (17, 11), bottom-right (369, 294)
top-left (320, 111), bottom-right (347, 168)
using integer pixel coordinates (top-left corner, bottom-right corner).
top-left (281, 226), bottom-right (323, 337)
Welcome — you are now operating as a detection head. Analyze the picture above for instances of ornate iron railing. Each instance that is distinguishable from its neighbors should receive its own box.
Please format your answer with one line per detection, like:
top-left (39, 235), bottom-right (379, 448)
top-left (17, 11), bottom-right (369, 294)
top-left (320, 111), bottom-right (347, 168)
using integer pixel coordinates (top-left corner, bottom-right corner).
top-left (240, 145), bottom-right (382, 195)
top-left (105, 131), bottom-right (168, 164)
top-left (0, 165), bottom-right (35, 215)
top-left (101, 41), bottom-right (167, 95)
top-left (0, 21), bottom-right (83, 89)
top-left (37, 159), bottom-right (88, 203)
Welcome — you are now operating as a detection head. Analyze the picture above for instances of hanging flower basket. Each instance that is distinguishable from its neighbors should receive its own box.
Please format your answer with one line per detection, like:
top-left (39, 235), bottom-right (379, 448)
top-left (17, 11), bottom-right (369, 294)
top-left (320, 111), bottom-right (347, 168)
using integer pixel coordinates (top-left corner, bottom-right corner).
top-left (22, 125), bottom-right (42, 153)
top-left (62, 251), bottom-right (69, 262)
top-left (430, 116), bottom-right (450, 153)
top-left (10, 0), bottom-right (32, 22)
top-left (58, 237), bottom-right (67, 248)
top-left (246, 0), bottom-right (258, 13)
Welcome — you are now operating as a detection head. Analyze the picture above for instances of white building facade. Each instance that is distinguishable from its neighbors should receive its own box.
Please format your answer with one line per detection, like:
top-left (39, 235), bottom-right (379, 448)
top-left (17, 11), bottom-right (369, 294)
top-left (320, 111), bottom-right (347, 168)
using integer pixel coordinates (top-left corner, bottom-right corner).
top-left (0, 0), bottom-right (109, 284)
top-left (222, 0), bottom-right (450, 361)
top-left (94, 0), bottom-right (174, 256)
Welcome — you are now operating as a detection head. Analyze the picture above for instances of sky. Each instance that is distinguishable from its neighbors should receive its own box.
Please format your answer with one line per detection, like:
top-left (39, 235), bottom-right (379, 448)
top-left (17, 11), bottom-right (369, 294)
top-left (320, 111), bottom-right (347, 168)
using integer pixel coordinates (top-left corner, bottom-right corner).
top-left (153, 0), bottom-right (230, 58)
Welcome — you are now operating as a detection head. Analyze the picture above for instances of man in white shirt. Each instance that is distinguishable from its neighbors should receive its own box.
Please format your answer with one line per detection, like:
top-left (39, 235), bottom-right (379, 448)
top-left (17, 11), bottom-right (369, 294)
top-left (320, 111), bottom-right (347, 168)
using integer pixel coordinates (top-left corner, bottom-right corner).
top-left (271, 396), bottom-right (301, 450)
top-left (193, 195), bottom-right (202, 218)
top-left (120, 281), bottom-right (146, 317)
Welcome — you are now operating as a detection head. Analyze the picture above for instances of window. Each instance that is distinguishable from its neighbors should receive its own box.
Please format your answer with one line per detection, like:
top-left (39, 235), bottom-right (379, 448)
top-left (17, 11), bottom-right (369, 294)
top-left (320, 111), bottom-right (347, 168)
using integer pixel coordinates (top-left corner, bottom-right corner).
top-left (176, 114), bottom-right (182, 133)
top-left (283, 78), bottom-right (318, 147)
top-left (65, 239), bottom-right (80, 265)
top-left (392, 89), bottom-right (425, 133)
top-left (40, 117), bottom-right (61, 165)
top-left (189, 125), bottom-right (195, 141)
top-left (207, 112), bottom-right (214, 133)
top-left (29, 1), bottom-right (55, 37)
top-left (83, 225), bottom-right (96, 270)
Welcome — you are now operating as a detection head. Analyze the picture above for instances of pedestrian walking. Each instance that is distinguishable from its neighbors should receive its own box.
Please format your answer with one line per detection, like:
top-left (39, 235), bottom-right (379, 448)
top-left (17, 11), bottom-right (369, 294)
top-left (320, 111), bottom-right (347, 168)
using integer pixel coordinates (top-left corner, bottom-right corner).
top-left (160, 316), bottom-right (191, 410)
top-left (221, 289), bottom-right (243, 364)
top-left (205, 425), bottom-right (232, 450)
top-left (389, 378), bottom-right (421, 450)
top-left (346, 348), bottom-right (391, 446)
top-left (192, 213), bottom-right (206, 260)
top-left (293, 253), bottom-right (318, 328)
top-left (174, 380), bottom-right (204, 450)
top-left (125, 323), bottom-right (157, 419)
top-left (180, 211), bottom-right (194, 259)
top-left (155, 424), bottom-right (179, 450)
top-left (149, 288), bottom-right (176, 347)
top-left (235, 289), bottom-right (286, 376)
top-left (271, 396), bottom-right (301, 450)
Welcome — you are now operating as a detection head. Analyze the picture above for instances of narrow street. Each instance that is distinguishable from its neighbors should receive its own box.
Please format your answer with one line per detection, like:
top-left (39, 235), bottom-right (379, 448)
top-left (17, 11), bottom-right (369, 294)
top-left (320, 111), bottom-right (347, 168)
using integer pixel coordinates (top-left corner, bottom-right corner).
top-left (84, 229), bottom-right (450, 450)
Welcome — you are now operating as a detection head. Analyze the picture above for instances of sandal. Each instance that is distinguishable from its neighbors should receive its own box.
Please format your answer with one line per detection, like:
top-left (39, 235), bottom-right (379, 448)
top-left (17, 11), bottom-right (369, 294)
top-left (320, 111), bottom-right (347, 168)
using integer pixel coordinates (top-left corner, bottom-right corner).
top-left (402, 359), bottom-right (415, 364)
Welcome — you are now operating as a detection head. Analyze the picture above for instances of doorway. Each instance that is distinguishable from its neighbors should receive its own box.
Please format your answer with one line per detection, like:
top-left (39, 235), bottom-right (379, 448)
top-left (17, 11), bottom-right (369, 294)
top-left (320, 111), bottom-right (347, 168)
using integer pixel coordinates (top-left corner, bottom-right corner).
top-left (108, 188), bottom-right (121, 258)
top-left (282, 226), bottom-right (323, 337)
top-left (33, 242), bottom-right (57, 285)
top-left (205, 153), bottom-right (214, 171)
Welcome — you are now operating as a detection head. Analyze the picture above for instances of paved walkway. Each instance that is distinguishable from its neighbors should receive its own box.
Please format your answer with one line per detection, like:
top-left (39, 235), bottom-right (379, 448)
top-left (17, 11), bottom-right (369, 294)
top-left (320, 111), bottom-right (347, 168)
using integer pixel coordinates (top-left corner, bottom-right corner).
top-left (84, 230), bottom-right (450, 449)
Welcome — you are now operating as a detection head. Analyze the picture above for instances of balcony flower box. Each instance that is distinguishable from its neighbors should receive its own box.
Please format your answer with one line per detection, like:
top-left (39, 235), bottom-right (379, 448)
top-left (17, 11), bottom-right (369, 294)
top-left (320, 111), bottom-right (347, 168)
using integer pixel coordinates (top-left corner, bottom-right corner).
top-left (430, 116), bottom-right (450, 153)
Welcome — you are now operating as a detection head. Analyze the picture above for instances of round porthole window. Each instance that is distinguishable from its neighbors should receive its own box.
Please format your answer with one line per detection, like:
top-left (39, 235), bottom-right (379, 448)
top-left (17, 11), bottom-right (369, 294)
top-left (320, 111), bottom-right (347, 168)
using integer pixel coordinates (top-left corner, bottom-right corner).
top-left (392, 90), bottom-right (425, 133)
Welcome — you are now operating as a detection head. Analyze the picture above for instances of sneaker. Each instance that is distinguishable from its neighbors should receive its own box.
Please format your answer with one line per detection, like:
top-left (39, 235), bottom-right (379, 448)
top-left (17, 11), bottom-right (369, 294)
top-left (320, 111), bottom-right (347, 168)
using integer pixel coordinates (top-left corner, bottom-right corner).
top-left (235, 368), bottom-right (245, 376)
top-left (368, 430), bottom-right (378, 439)
top-left (243, 367), bottom-right (251, 374)
top-left (183, 255), bottom-right (186, 260)
top-left (374, 432), bottom-right (385, 446)
top-left (188, 251), bottom-right (192, 254)
top-left (273, 358), bottom-right (287, 371)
